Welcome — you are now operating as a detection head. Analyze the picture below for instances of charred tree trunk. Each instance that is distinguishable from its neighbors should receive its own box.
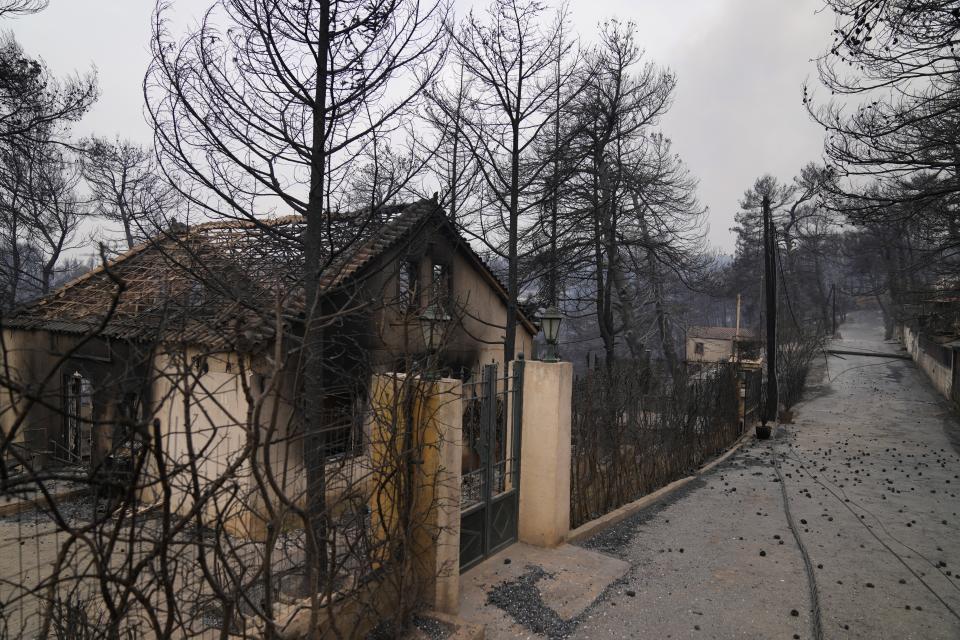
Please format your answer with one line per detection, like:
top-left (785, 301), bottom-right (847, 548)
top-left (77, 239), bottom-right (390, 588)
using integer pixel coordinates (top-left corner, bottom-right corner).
top-left (590, 167), bottom-right (616, 372)
top-left (303, 2), bottom-right (331, 586)
top-left (505, 115), bottom-right (520, 364)
top-left (609, 262), bottom-right (644, 360)
top-left (633, 191), bottom-right (678, 377)
top-left (812, 250), bottom-right (830, 331)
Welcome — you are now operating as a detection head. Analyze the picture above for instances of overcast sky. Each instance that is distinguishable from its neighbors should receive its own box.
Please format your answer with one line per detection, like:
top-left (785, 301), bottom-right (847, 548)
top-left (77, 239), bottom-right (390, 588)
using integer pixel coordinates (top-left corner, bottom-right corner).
top-left (8, 0), bottom-right (835, 253)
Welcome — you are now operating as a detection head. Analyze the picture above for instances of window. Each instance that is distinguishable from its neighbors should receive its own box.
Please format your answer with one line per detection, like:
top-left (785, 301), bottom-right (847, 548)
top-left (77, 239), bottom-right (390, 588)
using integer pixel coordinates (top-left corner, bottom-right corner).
top-left (253, 373), bottom-right (267, 395)
top-left (431, 261), bottom-right (452, 307)
top-left (694, 341), bottom-right (705, 357)
top-left (398, 259), bottom-right (419, 310)
top-left (304, 392), bottom-right (364, 458)
top-left (62, 373), bottom-right (92, 464)
top-left (187, 279), bottom-right (205, 307)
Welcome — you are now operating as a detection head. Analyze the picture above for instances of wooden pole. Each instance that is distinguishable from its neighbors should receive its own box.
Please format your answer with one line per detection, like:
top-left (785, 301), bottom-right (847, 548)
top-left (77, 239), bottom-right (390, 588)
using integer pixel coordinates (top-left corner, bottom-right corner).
top-left (760, 194), bottom-right (777, 438)
top-left (831, 283), bottom-right (837, 335)
top-left (735, 293), bottom-right (742, 341)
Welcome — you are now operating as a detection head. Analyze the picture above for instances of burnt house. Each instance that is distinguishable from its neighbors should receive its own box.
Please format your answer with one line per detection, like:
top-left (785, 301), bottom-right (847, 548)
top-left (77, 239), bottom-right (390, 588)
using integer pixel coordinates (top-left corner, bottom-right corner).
top-left (0, 199), bottom-right (536, 495)
top-left (685, 325), bottom-right (761, 363)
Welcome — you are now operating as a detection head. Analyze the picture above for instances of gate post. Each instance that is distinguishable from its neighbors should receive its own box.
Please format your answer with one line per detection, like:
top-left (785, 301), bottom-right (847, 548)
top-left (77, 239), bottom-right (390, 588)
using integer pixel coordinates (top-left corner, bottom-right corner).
top-left (366, 374), bottom-right (463, 615)
top-left (517, 359), bottom-right (572, 547)
top-left (425, 377), bottom-right (464, 614)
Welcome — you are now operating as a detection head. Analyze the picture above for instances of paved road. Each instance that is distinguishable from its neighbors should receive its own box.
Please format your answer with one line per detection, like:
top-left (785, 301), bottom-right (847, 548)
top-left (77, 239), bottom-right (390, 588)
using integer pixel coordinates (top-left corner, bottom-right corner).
top-left (567, 309), bottom-right (960, 639)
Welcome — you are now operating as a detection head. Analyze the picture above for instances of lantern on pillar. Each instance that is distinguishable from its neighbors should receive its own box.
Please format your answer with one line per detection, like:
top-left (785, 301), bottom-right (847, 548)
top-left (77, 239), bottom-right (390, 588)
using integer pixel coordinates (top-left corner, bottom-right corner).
top-left (539, 305), bottom-right (563, 362)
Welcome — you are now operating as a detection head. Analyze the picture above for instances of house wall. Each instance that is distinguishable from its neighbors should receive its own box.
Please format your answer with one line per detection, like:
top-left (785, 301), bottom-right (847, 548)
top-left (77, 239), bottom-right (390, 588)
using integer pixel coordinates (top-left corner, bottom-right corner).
top-left (364, 241), bottom-right (535, 378)
top-left (0, 328), bottom-right (145, 468)
top-left (0, 328), bottom-right (66, 466)
top-left (685, 337), bottom-right (733, 363)
top-left (447, 249), bottom-right (535, 366)
top-left (148, 349), bottom-right (253, 534)
top-left (242, 358), bottom-right (372, 539)
top-left (901, 324), bottom-right (953, 399)
top-left (146, 347), bottom-right (375, 539)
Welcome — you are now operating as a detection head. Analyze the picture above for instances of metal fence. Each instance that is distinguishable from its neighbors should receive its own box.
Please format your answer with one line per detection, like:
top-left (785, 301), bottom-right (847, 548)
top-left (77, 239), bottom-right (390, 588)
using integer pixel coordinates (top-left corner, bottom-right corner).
top-left (459, 361), bottom-right (523, 571)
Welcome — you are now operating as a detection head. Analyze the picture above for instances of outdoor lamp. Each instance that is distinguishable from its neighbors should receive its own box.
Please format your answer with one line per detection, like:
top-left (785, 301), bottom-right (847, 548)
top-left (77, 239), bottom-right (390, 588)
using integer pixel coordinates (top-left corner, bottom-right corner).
top-left (419, 303), bottom-right (451, 353)
top-left (540, 305), bottom-right (563, 362)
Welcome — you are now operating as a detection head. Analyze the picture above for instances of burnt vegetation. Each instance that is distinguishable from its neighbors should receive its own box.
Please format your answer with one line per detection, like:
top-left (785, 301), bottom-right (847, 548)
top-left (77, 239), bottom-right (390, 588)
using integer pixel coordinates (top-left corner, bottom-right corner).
top-left (0, 0), bottom-right (956, 637)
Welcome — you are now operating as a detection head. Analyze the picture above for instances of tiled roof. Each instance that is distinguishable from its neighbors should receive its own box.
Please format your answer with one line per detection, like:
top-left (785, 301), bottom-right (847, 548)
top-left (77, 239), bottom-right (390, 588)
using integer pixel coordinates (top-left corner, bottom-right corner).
top-left (3, 199), bottom-right (532, 350)
top-left (687, 326), bottom-right (760, 341)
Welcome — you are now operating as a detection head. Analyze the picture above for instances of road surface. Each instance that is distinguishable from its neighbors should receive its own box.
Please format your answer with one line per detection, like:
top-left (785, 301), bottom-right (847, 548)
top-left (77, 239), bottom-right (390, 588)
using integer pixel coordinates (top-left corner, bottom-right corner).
top-left (567, 309), bottom-right (960, 639)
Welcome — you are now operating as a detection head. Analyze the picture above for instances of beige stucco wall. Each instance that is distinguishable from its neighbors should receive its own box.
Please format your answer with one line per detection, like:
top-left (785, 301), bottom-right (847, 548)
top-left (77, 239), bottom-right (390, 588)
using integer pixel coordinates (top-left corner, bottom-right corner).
top-left (518, 360), bottom-right (572, 547)
top-left (365, 243), bottom-right (535, 376)
top-left (685, 337), bottom-right (734, 363)
top-left (902, 325), bottom-right (953, 399)
top-left (246, 363), bottom-right (372, 539)
top-left (147, 349), bottom-right (253, 533)
top-left (366, 373), bottom-right (463, 614)
top-left (147, 348), bottom-right (374, 539)
top-left (0, 328), bottom-right (63, 462)
top-left (447, 251), bottom-right (535, 364)
top-left (0, 328), bottom-right (128, 467)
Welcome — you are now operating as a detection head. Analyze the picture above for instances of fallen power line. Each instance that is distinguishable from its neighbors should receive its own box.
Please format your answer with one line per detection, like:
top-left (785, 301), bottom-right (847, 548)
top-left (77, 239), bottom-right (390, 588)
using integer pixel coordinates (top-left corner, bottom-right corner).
top-left (826, 349), bottom-right (911, 360)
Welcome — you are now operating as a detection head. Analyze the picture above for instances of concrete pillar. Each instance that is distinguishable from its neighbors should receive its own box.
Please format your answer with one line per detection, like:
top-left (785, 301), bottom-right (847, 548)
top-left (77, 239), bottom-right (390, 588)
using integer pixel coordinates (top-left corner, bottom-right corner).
top-left (420, 377), bottom-right (463, 615)
top-left (366, 374), bottom-right (463, 615)
top-left (518, 360), bottom-right (572, 547)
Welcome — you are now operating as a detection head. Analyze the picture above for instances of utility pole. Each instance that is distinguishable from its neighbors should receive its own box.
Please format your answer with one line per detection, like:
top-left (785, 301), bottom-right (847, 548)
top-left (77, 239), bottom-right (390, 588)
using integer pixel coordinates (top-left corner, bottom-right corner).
top-left (831, 283), bottom-right (837, 336)
top-left (735, 293), bottom-right (742, 341)
top-left (759, 194), bottom-right (777, 440)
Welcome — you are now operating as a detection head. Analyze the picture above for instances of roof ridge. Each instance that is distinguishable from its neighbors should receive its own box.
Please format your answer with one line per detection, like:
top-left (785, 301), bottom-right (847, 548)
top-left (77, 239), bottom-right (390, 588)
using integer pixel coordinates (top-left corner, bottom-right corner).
top-left (184, 199), bottom-right (429, 232)
top-left (3, 198), bottom-right (544, 340)
top-left (6, 201), bottom-right (436, 317)
top-left (188, 214), bottom-right (305, 231)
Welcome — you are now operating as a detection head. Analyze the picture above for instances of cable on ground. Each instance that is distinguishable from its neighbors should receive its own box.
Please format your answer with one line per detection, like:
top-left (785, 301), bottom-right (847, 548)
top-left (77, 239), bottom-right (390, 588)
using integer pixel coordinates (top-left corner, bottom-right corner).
top-left (772, 441), bottom-right (825, 640)
top-left (785, 444), bottom-right (960, 622)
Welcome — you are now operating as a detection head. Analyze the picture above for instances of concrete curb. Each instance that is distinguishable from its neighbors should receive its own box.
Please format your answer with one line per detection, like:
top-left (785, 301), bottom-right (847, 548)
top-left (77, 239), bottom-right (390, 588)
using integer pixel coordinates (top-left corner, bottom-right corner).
top-left (565, 429), bottom-right (754, 545)
top-left (0, 486), bottom-right (88, 517)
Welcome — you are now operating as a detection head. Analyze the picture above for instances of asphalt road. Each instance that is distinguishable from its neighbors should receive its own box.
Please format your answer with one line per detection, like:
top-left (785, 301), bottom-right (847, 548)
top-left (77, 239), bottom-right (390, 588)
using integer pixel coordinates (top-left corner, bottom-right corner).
top-left (569, 309), bottom-right (960, 640)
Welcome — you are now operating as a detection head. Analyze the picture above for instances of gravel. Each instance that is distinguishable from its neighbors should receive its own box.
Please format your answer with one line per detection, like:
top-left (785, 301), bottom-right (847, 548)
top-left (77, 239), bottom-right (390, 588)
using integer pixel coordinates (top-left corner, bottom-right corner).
top-left (576, 476), bottom-right (708, 558)
top-left (486, 565), bottom-right (574, 639)
top-left (412, 614), bottom-right (455, 640)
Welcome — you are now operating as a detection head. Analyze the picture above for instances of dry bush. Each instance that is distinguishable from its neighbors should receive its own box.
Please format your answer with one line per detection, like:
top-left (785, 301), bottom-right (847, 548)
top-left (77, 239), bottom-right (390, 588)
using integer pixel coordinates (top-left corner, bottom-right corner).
top-left (570, 361), bottom-right (741, 529)
top-left (777, 325), bottom-right (825, 412)
top-left (0, 336), bottom-right (455, 639)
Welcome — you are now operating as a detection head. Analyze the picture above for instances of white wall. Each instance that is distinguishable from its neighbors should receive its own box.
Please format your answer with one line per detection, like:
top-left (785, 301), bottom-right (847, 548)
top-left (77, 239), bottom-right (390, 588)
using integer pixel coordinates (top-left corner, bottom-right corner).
top-left (685, 337), bottom-right (733, 363)
top-left (901, 325), bottom-right (953, 400)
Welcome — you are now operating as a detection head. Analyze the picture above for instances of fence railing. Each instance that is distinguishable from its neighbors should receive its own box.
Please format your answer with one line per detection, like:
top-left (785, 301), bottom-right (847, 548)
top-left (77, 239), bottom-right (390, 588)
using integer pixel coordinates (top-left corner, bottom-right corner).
top-left (570, 361), bottom-right (744, 529)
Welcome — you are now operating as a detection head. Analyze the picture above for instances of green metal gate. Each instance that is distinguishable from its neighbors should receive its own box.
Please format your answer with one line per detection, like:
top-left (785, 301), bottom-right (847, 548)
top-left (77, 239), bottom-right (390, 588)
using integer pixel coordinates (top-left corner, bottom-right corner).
top-left (459, 358), bottom-right (524, 572)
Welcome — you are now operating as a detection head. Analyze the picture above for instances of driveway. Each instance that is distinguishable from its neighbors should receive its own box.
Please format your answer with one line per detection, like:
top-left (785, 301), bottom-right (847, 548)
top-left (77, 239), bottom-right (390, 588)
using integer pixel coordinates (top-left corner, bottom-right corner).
top-left (479, 309), bottom-right (960, 639)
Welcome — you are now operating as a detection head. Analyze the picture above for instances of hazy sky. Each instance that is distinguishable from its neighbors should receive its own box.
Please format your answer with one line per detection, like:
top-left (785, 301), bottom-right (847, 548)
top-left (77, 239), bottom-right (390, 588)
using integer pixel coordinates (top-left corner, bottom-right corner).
top-left (8, 0), bottom-right (835, 252)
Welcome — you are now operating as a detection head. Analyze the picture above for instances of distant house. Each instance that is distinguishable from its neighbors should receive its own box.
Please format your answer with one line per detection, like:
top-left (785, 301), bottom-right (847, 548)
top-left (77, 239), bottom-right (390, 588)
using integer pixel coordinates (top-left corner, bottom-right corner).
top-left (0, 199), bottom-right (536, 533)
top-left (685, 325), bottom-right (760, 363)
